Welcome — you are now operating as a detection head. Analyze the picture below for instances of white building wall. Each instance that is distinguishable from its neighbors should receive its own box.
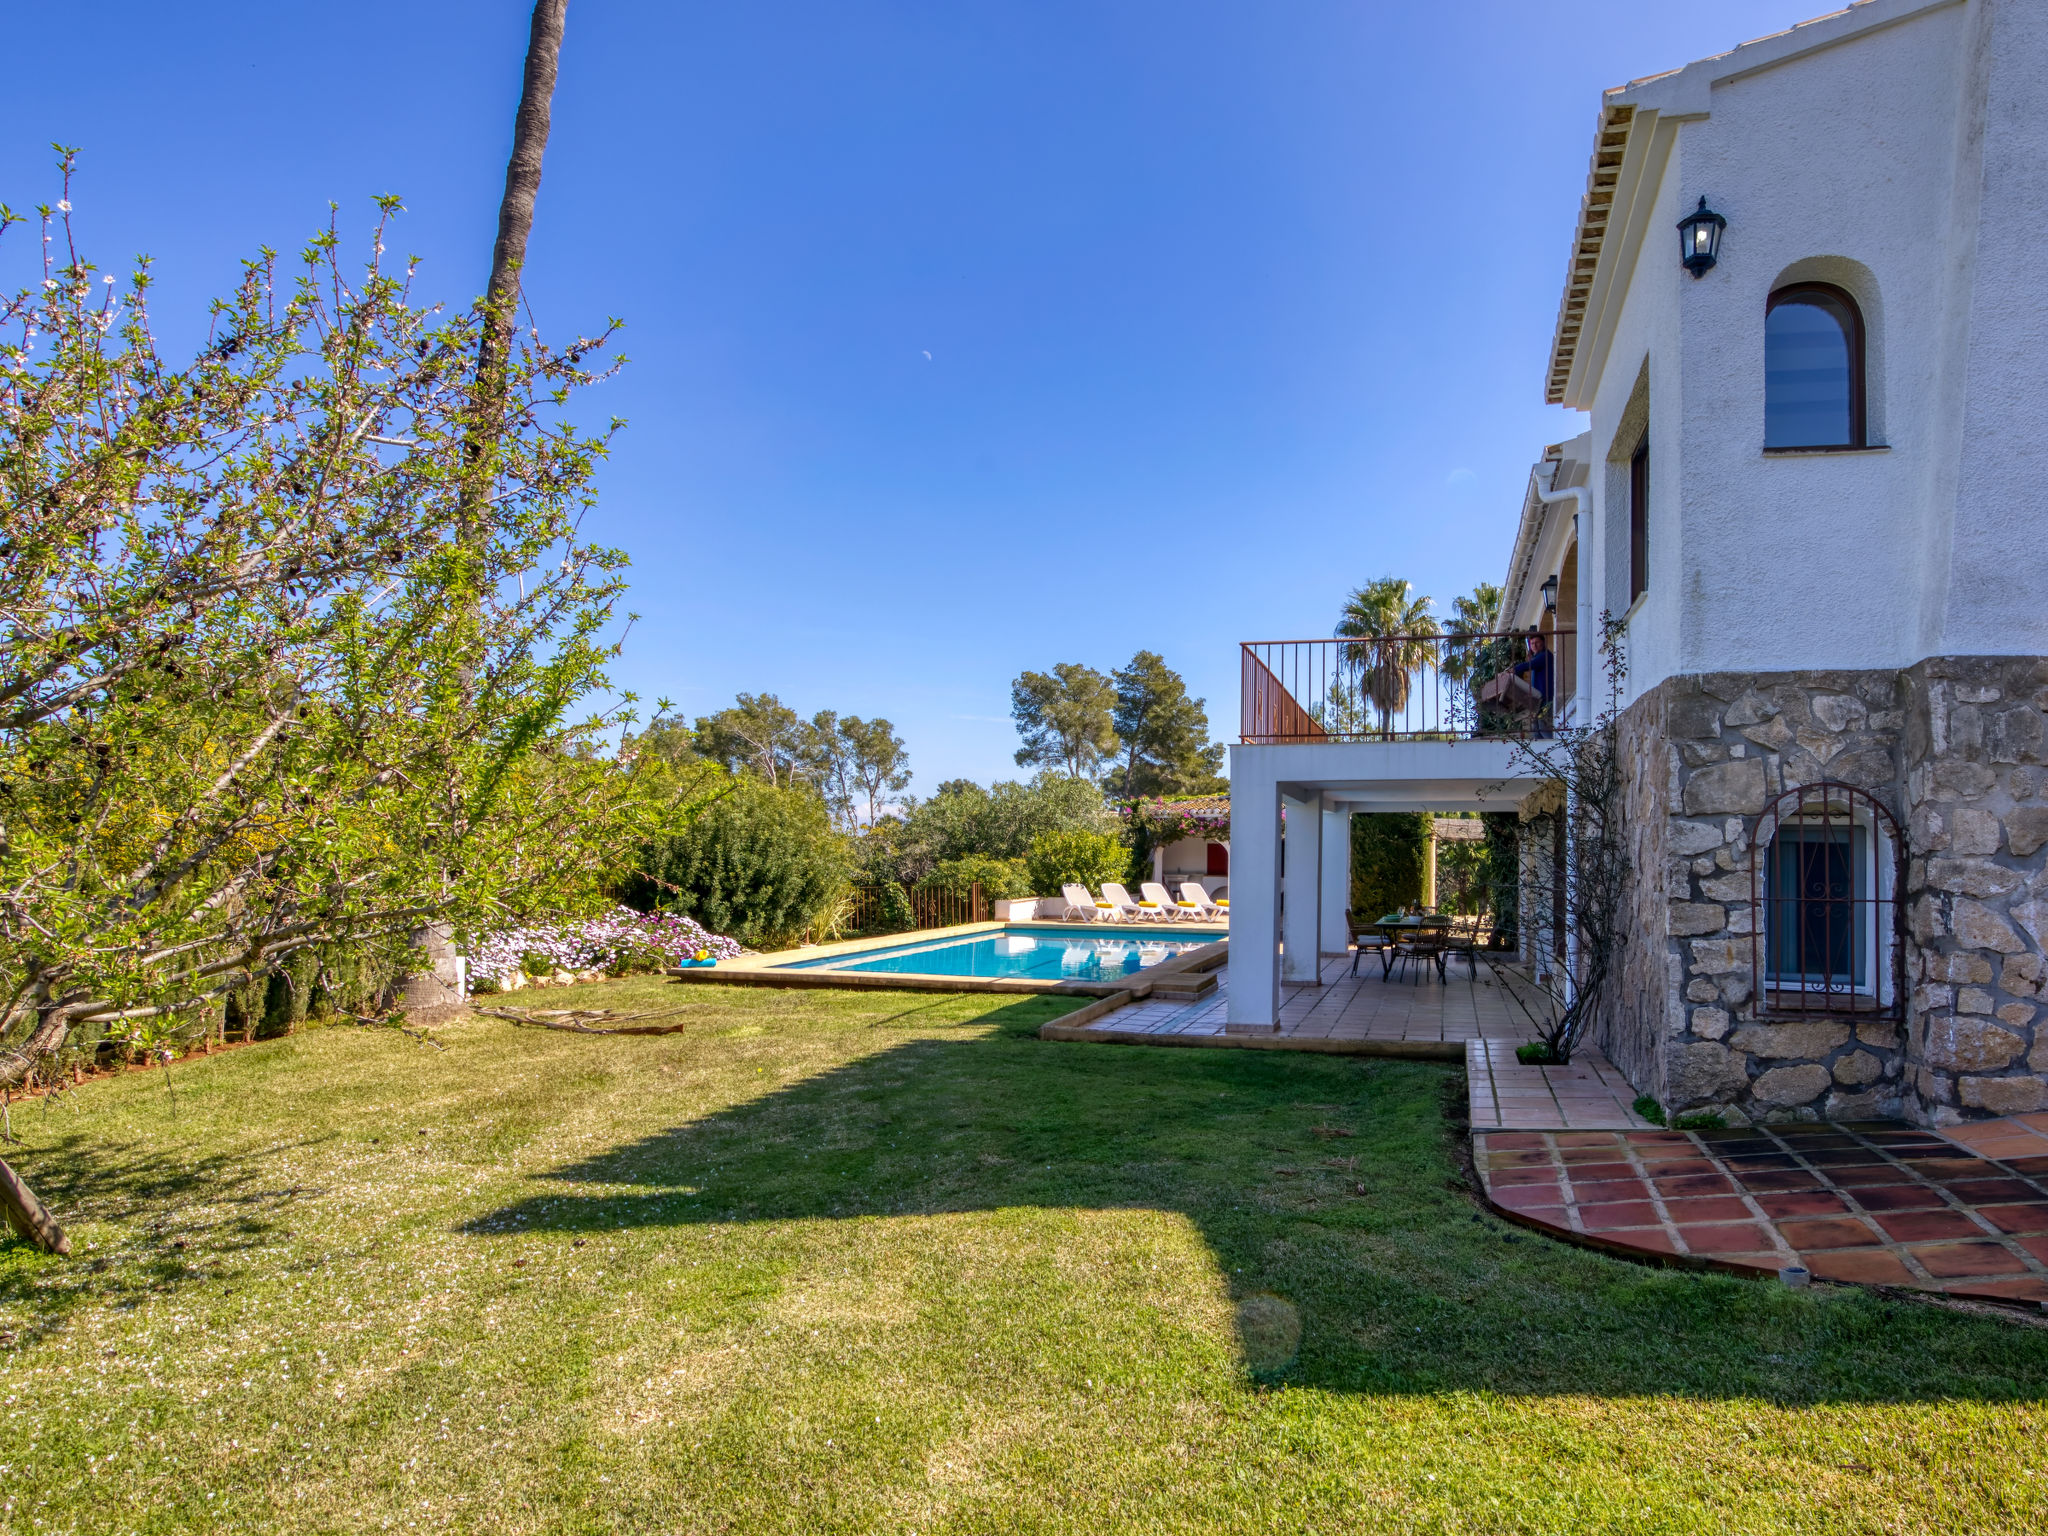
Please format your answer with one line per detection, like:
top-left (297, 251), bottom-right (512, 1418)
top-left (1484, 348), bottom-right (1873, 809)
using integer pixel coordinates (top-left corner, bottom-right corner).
top-left (1572, 0), bottom-right (2048, 707)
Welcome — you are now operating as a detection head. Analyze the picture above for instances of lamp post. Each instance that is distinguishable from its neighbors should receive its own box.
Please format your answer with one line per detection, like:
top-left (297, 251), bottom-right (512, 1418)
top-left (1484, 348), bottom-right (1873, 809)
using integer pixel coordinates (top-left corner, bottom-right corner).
top-left (1678, 196), bottom-right (1726, 278)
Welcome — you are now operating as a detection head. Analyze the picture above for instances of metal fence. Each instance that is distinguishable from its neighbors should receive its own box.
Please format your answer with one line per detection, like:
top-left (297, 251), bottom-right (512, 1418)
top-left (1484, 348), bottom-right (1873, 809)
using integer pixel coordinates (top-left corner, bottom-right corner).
top-left (843, 880), bottom-right (988, 936)
top-left (1240, 631), bottom-right (1576, 744)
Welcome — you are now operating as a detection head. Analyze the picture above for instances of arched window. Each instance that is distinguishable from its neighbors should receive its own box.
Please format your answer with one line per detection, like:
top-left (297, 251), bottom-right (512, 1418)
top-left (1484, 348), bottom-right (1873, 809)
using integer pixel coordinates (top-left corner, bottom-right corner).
top-left (1749, 782), bottom-right (1901, 1018)
top-left (1765, 283), bottom-right (1866, 449)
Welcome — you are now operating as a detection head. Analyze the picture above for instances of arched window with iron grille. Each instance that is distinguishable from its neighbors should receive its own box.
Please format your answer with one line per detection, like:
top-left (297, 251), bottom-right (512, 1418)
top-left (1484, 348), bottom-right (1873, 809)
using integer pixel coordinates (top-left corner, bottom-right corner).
top-left (1748, 782), bottom-right (1903, 1019)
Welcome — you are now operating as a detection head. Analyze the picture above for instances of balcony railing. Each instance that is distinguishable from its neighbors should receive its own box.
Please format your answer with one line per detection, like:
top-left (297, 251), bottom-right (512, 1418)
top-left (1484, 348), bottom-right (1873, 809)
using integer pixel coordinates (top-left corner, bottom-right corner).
top-left (1240, 632), bottom-right (1575, 744)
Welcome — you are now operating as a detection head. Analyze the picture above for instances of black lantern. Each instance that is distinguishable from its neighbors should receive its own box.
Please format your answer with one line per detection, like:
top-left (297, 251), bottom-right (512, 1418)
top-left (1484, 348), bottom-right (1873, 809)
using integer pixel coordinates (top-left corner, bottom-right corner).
top-left (1677, 196), bottom-right (1725, 278)
top-left (1540, 574), bottom-right (1560, 614)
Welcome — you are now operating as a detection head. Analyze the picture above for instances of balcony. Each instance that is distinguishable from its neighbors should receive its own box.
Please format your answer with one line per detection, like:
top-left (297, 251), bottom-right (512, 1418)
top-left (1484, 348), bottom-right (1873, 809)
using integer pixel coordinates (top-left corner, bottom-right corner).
top-left (1240, 632), bottom-right (1577, 744)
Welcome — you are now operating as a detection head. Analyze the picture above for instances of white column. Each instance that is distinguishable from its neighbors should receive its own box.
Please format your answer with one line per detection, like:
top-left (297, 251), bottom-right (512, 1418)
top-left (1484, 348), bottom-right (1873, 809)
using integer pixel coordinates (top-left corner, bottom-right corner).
top-left (1281, 791), bottom-right (1322, 984)
top-left (1319, 807), bottom-right (1352, 956)
top-left (1225, 775), bottom-right (1282, 1029)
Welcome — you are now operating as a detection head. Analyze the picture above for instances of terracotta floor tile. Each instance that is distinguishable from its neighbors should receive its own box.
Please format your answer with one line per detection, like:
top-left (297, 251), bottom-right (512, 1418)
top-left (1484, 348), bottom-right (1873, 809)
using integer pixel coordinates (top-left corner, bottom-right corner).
top-left (1658, 1173), bottom-right (1740, 1198)
top-left (1804, 1248), bottom-right (1918, 1285)
top-left (1706, 1251), bottom-right (1783, 1273)
top-left (1510, 1206), bottom-right (1570, 1229)
top-left (2005, 1156), bottom-right (2048, 1176)
top-left (1778, 1134), bottom-right (1860, 1151)
top-left (1603, 1229), bottom-right (1679, 1255)
top-left (1625, 1132), bottom-right (1697, 1148)
top-left (1560, 1145), bottom-right (1628, 1164)
top-left (1776, 1217), bottom-right (1885, 1250)
top-left (1679, 1222), bottom-right (1773, 1254)
top-left (1489, 1167), bottom-right (1560, 1188)
top-left (1827, 1164), bottom-right (1914, 1186)
top-left (1755, 1190), bottom-right (1853, 1218)
top-left (1661, 1196), bottom-right (1756, 1224)
top-left (1915, 1158), bottom-right (1995, 1179)
top-left (2015, 1234), bottom-right (2048, 1265)
top-left (1722, 1153), bottom-right (1802, 1172)
top-left (1976, 1202), bottom-right (2048, 1236)
top-left (1641, 1158), bottom-right (1718, 1178)
top-left (1565, 1160), bottom-right (1640, 1183)
top-left (1734, 1169), bottom-right (1827, 1193)
top-left (1909, 1241), bottom-right (2029, 1278)
top-left (1804, 1148), bottom-right (1886, 1168)
top-left (1871, 1209), bottom-right (1985, 1243)
top-left (1941, 1178), bottom-right (2040, 1204)
top-left (1946, 1276), bottom-right (2048, 1304)
top-left (1568, 1178), bottom-right (1651, 1204)
top-left (2013, 1111), bottom-right (2048, 1131)
top-left (1482, 1133), bottom-right (1549, 1151)
top-left (1485, 1149), bottom-right (1558, 1169)
top-left (1845, 1183), bottom-right (1949, 1211)
top-left (1576, 1201), bottom-right (1662, 1231)
top-left (1555, 1132), bottom-right (1625, 1149)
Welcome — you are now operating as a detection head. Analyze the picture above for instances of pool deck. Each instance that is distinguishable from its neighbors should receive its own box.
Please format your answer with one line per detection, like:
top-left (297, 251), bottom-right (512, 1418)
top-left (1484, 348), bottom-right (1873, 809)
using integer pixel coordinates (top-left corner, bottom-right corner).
top-left (668, 919), bottom-right (1230, 1000)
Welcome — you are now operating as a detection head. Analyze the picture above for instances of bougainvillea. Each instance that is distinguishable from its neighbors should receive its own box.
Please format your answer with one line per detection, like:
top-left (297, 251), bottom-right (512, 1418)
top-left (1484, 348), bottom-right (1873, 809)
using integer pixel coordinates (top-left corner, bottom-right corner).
top-left (466, 906), bottom-right (740, 985)
top-left (1118, 796), bottom-right (1230, 845)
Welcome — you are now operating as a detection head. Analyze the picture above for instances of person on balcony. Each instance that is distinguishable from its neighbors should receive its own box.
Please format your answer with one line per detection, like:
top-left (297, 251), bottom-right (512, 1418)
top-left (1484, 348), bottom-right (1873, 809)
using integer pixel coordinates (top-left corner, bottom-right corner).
top-left (1511, 629), bottom-right (1554, 738)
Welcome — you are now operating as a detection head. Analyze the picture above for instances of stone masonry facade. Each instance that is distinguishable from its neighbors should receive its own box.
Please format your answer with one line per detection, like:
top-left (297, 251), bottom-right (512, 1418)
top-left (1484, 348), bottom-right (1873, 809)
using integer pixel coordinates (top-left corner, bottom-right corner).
top-left (1596, 658), bottom-right (2048, 1127)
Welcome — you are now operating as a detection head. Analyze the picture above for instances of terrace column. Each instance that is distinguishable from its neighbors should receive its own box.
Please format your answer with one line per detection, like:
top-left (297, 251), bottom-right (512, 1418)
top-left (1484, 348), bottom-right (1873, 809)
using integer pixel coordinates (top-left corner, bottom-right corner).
top-left (1225, 775), bottom-right (1282, 1030)
top-left (1319, 807), bottom-right (1352, 958)
top-left (1422, 822), bottom-right (1438, 909)
top-left (1281, 791), bottom-right (1322, 985)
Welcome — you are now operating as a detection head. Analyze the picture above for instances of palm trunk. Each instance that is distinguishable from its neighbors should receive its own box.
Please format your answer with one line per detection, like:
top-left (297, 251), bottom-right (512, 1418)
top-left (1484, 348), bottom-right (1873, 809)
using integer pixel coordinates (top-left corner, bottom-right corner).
top-left (404, 0), bottom-right (571, 1015)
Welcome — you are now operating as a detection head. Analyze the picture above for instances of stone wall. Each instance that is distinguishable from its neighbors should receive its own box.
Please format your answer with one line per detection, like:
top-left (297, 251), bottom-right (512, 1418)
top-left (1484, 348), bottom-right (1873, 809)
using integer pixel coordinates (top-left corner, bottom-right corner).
top-left (1901, 657), bottom-right (2048, 1121)
top-left (1595, 658), bottom-right (2048, 1126)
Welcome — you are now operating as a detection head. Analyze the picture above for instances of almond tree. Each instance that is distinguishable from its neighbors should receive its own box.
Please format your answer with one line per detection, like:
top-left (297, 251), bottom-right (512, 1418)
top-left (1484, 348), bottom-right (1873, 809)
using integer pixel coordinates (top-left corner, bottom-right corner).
top-left (0, 156), bottom-right (631, 1248)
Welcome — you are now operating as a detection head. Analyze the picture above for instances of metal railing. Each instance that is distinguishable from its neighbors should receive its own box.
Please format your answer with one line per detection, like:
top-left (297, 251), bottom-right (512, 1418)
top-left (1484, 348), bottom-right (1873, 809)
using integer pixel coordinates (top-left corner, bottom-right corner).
top-left (842, 880), bottom-right (989, 936)
top-left (1240, 631), bottom-right (1575, 744)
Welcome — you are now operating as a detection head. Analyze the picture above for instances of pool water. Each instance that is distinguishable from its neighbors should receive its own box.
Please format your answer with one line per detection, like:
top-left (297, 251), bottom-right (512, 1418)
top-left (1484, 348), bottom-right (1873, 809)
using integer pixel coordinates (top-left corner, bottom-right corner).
top-left (785, 925), bottom-right (1213, 981)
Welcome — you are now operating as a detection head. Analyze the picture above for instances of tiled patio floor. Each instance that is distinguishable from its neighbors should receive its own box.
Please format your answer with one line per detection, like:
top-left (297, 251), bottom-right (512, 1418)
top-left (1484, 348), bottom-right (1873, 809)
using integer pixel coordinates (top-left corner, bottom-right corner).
top-left (1474, 1123), bottom-right (2048, 1306)
top-left (1466, 1038), bottom-right (1656, 1131)
top-left (1052, 953), bottom-right (1540, 1049)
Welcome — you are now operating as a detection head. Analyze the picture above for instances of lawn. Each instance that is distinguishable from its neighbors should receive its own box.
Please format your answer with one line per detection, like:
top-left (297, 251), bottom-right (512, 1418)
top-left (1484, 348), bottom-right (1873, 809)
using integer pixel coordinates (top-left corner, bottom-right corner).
top-left (3, 977), bottom-right (2047, 1535)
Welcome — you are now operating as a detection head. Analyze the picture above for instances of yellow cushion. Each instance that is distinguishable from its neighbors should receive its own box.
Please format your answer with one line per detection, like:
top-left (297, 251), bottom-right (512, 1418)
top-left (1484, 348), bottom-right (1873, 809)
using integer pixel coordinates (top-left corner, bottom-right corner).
top-left (1138, 901), bottom-right (1160, 907)
top-left (1176, 902), bottom-right (1198, 909)
top-left (1095, 901), bottom-right (1114, 907)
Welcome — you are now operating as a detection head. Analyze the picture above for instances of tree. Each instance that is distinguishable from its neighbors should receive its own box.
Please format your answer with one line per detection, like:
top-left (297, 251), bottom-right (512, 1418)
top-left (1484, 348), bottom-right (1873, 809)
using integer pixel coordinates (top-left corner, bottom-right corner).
top-left (1024, 828), bottom-right (1130, 896)
top-left (889, 775), bottom-right (1113, 882)
top-left (839, 716), bottom-right (910, 827)
top-left (1335, 577), bottom-right (1441, 734)
top-left (0, 167), bottom-right (631, 1248)
top-left (1441, 580), bottom-right (1508, 733)
top-left (1107, 652), bottom-right (1226, 803)
top-left (623, 777), bottom-right (850, 949)
top-left (1011, 663), bottom-right (1118, 778)
top-left (691, 693), bottom-right (809, 786)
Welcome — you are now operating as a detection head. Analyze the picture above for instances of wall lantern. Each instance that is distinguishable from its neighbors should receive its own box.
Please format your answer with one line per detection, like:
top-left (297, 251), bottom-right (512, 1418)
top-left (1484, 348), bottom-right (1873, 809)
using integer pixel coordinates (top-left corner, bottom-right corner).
top-left (1678, 196), bottom-right (1726, 278)
top-left (1540, 574), bottom-right (1560, 614)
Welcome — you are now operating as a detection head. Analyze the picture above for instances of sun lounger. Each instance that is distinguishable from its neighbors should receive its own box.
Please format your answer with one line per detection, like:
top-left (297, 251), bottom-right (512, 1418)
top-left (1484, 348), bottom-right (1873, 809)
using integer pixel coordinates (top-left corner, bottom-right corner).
top-left (1098, 882), bottom-right (1159, 922)
top-left (1142, 881), bottom-right (1203, 921)
top-left (1060, 883), bottom-right (1115, 922)
top-left (1176, 882), bottom-right (1225, 920)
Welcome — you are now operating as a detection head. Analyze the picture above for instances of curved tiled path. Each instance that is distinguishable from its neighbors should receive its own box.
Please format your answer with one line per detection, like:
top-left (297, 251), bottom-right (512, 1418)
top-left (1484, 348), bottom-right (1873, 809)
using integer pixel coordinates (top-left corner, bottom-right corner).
top-left (1475, 1120), bottom-right (2048, 1306)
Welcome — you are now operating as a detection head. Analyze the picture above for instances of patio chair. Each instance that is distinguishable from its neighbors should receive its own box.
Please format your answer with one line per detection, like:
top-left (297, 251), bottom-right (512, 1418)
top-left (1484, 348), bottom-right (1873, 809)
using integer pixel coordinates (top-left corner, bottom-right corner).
top-left (1177, 882), bottom-right (1225, 920)
top-left (1099, 882), bottom-right (1158, 922)
top-left (1060, 883), bottom-right (1115, 923)
top-left (1394, 927), bottom-right (1449, 984)
top-left (1347, 911), bottom-right (1393, 977)
top-left (1141, 881), bottom-right (1200, 921)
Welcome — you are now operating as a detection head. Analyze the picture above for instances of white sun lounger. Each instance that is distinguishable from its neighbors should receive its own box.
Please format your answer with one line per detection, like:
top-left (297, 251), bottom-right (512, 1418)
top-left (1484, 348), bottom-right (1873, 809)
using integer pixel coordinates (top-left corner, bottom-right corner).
top-left (1060, 883), bottom-right (1116, 922)
top-left (1142, 881), bottom-right (1203, 921)
top-left (1099, 882), bottom-right (1160, 922)
top-left (1177, 881), bottom-right (1226, 920)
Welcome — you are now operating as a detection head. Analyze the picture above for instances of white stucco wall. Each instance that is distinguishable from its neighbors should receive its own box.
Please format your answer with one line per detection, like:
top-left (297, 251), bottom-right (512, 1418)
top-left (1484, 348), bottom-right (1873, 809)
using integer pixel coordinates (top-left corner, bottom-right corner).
top-left (1569, 0), bottom-right (2048, 707)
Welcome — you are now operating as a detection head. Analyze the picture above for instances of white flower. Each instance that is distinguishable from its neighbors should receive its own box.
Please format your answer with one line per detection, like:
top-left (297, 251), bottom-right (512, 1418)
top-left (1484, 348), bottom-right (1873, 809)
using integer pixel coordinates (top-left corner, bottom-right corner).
top-left (56, 200), bottom-right (71, 212)
top-left (104, 275), bottom-right (115, 284)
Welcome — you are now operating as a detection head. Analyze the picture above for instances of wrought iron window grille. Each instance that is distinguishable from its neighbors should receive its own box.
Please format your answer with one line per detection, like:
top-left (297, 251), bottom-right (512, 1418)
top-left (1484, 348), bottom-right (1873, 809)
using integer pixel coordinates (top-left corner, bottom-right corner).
top-left (1748, 780), bottom-right (1903, 1021)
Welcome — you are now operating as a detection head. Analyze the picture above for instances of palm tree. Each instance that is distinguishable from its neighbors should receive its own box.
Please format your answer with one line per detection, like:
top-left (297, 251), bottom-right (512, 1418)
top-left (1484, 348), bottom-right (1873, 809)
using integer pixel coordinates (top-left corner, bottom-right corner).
top-left (1335, 578), bottom-right (1440, 735)
top-left (1441, 581), bottom-right (1506, 733)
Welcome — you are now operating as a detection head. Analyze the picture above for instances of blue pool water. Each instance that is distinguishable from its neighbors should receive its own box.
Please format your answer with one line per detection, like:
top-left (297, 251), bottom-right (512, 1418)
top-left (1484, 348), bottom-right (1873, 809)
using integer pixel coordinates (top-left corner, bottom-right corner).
top-left (785, 925), bottom-right (1213, 981)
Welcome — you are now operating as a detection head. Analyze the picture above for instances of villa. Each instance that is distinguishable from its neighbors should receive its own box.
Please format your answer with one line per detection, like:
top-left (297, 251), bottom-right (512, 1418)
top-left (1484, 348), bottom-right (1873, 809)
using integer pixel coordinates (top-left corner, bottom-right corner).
top-left (1228, 0), bottom-right (2048, 1127)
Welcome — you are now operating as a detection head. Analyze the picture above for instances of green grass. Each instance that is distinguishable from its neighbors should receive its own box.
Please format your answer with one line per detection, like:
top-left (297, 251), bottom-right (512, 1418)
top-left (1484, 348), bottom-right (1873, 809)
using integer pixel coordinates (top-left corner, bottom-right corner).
top-left (4, 976), bottom-right (2048, 1534)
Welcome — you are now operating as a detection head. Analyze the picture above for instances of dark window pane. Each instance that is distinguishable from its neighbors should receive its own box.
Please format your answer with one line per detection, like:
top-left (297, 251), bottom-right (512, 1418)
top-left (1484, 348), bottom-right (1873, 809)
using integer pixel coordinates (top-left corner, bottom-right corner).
top-left (1765, 825), bottom-right (1867, 988)
top-left (1766, 296), bottom-right (1854, 447)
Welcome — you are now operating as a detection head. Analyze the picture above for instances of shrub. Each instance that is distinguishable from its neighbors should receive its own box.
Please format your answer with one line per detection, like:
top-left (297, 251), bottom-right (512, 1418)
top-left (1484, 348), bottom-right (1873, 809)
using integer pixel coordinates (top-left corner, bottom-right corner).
top-left (623, 777), bottom-right (850, 948)
top-left (1025, 828), bottom-right (1129, 895)
top-left (1350, 812), bottom-right (1427, 919)
top-left (871, 881), bottom-right (915, 934)
top-left (919, 854), bottom-right (1032, 900)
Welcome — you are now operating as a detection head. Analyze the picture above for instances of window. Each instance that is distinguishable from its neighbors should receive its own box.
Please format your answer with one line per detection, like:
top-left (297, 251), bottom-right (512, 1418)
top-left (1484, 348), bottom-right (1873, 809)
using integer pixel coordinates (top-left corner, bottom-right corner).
top-left (1628, 436), bottom-right (1649, 603)
top-left (1750, 783), bottom-right (1899, 1018)
top-left (1765, 283), bottom-right (1865, 449)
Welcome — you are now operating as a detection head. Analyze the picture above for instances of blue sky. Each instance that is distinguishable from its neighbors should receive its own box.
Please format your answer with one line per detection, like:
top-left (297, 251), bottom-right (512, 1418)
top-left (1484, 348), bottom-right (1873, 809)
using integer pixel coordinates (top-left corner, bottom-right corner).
top-left (5, 0), bottom-right (1810, 793)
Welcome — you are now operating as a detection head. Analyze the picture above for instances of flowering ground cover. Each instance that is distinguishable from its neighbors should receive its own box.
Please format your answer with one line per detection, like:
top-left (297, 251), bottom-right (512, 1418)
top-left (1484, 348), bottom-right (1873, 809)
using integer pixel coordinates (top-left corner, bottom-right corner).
top-left (3, 981), bottom-right (2047, 1533)
top-left (466, 907), bottom-right (741, 987)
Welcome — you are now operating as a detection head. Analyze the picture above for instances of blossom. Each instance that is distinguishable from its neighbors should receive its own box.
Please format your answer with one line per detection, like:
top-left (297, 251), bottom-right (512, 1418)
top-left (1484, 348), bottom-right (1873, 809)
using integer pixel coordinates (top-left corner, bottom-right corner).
top-left (464, 904), bottom-right (740, 985)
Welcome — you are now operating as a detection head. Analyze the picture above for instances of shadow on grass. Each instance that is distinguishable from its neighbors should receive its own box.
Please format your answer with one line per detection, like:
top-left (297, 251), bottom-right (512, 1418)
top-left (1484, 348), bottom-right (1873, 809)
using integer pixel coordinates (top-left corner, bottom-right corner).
top-left (459, 999), bottom-right (2048, 1406)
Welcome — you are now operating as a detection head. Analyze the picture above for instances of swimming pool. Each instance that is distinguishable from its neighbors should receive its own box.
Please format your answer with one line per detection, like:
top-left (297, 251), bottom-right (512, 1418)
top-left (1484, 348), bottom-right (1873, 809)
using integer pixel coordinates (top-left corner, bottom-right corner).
top-left (784, 925), bottom-right (1216, 981)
